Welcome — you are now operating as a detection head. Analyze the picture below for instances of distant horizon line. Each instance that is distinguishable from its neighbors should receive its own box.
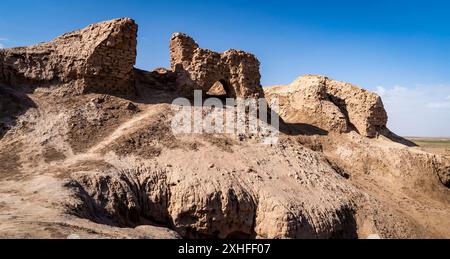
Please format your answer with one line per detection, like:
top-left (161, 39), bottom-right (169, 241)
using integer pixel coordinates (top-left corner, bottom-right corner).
top-left (404, 136), bottom-right (450, 140)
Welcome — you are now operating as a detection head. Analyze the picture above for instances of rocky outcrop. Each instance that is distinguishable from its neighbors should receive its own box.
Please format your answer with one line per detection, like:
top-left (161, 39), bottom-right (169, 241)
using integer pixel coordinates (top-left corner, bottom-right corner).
top-left (325, 77), bottom-right (388, 137)
top-left (170, 33), bottom-right (263, 98)
top-left (265, 75), bottom-right (388, 137)
top-left (439, 168), bottom-right (450, 188)
top-left (0, 18), bottom-right (137, 95)
top-left (265, 76), bottom-right (349, 134)
top-left (437, 162), bottom-right (450, 188)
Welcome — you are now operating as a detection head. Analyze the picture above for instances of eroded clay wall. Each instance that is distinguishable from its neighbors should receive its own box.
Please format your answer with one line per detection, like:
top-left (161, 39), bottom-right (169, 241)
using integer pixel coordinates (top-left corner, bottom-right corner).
top-left (170, 33), bottom-right (263, 99)
top-left (0, 18), bottom-right (137, 95)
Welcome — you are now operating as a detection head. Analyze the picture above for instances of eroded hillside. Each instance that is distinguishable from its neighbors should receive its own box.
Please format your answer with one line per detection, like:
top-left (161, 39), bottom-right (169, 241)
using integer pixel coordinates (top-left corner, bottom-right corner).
top-left (0, 18), bottom-right (449, 239)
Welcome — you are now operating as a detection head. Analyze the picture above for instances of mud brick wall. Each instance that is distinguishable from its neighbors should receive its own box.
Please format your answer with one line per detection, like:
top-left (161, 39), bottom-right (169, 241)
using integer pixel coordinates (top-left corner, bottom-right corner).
top-left (0, 18), bottom-right (137, 96)
top-left (170, 33), bottom-right (263, 99)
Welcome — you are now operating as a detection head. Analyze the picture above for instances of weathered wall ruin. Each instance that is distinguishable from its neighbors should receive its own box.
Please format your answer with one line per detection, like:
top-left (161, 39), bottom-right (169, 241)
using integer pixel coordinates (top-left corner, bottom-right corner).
top-left (0, 18), bottom-right (137, 95)
top-left (170, 33), bottom-right (263, 99)
top-left (265, 75), bottom-right (388, 138)
top-left (265, 76), bottom-right (349, 134)
top-left (325, 78), bottom-right (388, 137)
top-left (0, 18), bottom-right (388, 139)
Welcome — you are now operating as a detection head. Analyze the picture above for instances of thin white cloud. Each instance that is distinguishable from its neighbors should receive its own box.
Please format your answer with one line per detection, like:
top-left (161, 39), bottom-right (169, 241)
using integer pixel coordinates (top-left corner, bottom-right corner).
top-left (375, 86), bottom-right (386, 96)
top-left (375, 85), bottom-right (450, 137)
top-left (0, 38), bottom-right (6, 48)
top-left (427, 101), bottom-right (450, 109)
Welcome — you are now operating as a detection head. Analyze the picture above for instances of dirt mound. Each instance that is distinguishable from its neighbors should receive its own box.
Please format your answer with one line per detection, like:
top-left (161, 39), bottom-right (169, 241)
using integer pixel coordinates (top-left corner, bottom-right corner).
top-left (66, 139), bottom-right (363, 239)
top-left (68, 95), bottom-right (141, 153)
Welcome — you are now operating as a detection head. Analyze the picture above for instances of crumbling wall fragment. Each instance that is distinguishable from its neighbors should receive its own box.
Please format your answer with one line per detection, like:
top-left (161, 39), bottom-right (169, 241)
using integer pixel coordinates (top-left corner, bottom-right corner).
top-left (0, 18), bottom-right (138, 95)
top-left (265, 75), bottom-right (388, 137)
top-left (265, 75), bottom-right (349, 133)
top-left (170, 33), bottom-right (263, 98)
top-left (325, 78), bottom-right (388, 137)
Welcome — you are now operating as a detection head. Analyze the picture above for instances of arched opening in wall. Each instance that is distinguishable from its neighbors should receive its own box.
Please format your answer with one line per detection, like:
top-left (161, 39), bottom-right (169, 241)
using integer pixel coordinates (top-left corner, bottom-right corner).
top-left (206, 80), bottom-right (231, 100)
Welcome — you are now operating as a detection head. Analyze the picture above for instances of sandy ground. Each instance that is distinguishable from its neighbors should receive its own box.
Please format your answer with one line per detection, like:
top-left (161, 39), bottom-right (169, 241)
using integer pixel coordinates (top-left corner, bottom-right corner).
top-left (407, 137), bottom-right (450, 158)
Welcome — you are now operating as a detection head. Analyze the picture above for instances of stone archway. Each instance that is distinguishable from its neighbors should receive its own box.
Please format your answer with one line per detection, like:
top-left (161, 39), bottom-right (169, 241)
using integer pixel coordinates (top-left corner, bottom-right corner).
top-left (170, 33), bottom-right (263, 99)
top-left (206, 79), bottom-right (231, 99)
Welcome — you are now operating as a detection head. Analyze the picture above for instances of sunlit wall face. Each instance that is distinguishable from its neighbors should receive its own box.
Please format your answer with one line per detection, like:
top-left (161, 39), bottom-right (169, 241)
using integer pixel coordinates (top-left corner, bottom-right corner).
top-left (1, 0), bottom-right (449, 136)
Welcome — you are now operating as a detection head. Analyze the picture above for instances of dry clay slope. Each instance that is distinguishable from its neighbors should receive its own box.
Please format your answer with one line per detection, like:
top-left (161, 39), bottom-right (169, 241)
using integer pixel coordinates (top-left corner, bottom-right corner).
top-left (0, 91), bottom-right (364, 239)
top-left (0, 88), bottom-right (449, 239)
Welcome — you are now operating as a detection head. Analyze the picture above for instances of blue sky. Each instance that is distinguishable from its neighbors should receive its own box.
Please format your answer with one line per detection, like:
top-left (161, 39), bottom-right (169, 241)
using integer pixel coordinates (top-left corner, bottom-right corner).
top-left (0, 0), bottom-right (449, 136)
